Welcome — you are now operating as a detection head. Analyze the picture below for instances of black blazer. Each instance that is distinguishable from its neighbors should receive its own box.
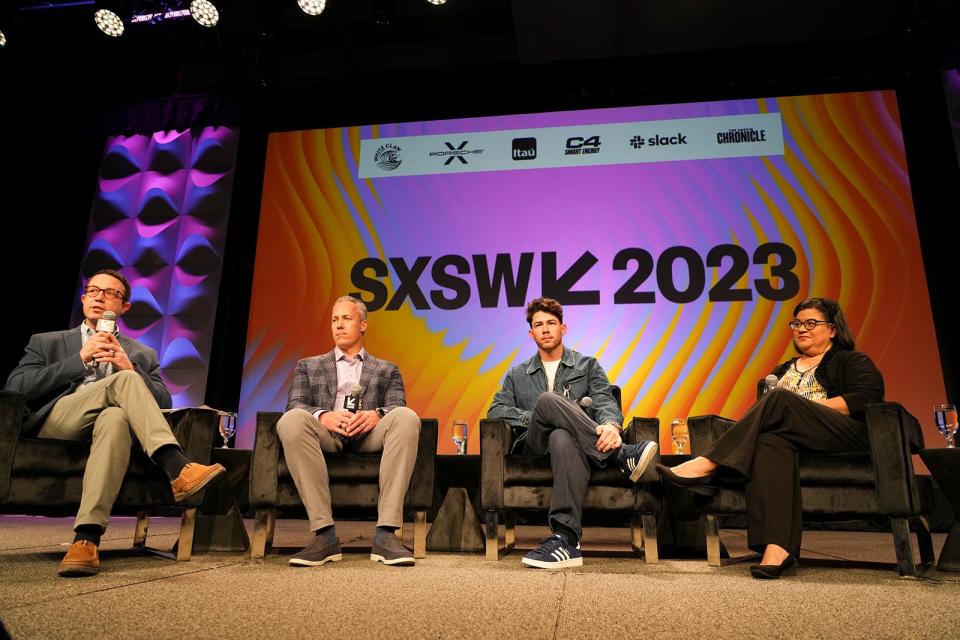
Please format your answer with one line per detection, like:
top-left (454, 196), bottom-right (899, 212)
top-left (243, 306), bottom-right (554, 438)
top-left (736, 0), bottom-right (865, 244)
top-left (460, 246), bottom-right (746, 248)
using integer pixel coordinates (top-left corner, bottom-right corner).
top-left (771, 348), bottom-right (884, 421)
top-left (4, 328), bottom-right (172, 435)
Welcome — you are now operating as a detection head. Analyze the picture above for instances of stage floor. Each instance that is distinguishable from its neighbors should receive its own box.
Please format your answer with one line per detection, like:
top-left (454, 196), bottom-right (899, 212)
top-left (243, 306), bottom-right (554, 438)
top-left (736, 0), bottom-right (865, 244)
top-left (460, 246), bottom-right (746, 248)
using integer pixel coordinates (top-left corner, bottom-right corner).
top-left (0, 514), bottom-right (957, 639)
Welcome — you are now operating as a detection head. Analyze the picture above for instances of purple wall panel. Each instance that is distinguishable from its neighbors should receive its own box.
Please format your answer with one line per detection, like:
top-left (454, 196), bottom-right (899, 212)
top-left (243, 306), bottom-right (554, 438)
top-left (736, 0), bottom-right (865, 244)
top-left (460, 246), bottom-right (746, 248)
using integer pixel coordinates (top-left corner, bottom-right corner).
top-left (74, 126), bottom-right (238, 408)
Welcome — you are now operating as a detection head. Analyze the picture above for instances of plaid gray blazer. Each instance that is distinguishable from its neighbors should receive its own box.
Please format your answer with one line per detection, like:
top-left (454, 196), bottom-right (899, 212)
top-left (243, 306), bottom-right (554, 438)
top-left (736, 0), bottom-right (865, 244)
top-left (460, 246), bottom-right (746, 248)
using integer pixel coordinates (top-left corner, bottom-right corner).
top-left (285, 349), bottom-right (407, 415)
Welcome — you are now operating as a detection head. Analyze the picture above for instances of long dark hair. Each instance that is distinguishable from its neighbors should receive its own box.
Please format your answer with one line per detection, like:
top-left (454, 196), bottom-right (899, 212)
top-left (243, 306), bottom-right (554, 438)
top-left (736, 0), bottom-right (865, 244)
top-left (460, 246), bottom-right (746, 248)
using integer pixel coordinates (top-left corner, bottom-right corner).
top-left (793, 297), bottom-right (855, 351)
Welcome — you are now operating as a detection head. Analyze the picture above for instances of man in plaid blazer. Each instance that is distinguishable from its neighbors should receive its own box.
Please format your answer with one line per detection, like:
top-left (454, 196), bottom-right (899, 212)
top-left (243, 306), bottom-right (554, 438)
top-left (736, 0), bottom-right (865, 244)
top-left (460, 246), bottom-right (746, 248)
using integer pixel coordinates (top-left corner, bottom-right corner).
top-left (277, 295), bottom-right (421, 566)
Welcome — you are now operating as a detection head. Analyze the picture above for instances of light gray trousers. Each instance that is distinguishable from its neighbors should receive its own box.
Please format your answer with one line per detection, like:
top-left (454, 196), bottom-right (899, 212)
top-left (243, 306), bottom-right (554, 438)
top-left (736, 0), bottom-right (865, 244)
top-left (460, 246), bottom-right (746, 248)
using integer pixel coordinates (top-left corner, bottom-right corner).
top-left (277, 406), bottom-right (421, 531)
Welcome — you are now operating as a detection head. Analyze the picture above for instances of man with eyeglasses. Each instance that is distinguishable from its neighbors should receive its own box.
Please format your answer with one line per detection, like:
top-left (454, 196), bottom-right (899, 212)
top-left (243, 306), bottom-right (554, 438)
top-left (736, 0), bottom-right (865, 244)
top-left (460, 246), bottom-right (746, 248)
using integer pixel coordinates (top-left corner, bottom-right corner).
top-left (4, 269), bottom-right (226, 577)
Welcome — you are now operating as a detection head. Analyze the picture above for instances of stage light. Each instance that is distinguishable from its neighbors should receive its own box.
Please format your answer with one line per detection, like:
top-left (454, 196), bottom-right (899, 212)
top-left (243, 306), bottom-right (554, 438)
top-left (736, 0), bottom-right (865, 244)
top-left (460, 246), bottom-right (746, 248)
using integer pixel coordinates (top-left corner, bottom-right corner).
top-left (298, 0), bottom-right (327, 16)
top-left (94, 9), bottom-right (125, 37)
top-left (427, 0), bottom-right (447, 5)
top-left (189, 0), bottom-right (219, 28)
top-left (0, 30), bottom-right (6, 48)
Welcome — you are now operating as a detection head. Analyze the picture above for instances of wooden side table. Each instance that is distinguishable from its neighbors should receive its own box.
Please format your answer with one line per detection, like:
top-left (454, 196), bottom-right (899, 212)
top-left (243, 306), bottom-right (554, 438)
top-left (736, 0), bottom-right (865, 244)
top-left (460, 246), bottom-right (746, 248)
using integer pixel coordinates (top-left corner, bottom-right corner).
top-left (919, 448), bottom-right (960, 571)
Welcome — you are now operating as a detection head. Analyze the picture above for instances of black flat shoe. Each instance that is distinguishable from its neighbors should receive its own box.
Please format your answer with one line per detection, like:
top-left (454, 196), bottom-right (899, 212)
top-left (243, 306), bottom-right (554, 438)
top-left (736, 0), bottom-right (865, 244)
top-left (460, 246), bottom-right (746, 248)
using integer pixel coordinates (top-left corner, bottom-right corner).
top-left (655, 464), bottom-right (718, 496)
top-left (750, 554), bottom-right (798, 579)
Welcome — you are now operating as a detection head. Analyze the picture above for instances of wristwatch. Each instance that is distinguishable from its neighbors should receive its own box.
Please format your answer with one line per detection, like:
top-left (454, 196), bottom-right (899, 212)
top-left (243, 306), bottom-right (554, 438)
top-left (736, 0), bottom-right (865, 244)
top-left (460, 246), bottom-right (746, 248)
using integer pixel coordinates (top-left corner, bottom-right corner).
top-left (376, 407), bottom-right (387, 418)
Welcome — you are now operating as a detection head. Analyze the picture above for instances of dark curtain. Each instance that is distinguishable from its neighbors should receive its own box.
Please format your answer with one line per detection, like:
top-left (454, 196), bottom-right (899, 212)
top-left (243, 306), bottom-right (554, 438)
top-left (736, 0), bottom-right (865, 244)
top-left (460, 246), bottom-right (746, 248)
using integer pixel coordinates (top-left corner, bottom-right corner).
top-left (104, 95), bottom-right (243, 135)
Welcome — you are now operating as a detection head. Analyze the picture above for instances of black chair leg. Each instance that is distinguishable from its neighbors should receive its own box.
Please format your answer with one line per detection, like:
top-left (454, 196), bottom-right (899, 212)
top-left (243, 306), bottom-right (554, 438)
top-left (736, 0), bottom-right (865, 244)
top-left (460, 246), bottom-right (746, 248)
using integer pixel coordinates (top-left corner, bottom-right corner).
top-left (504, 511), bottom-right (516, 552)
top-left (890, 517), bottom-right (919, 578)
top-left (914, 515), bottom-right (935, 567)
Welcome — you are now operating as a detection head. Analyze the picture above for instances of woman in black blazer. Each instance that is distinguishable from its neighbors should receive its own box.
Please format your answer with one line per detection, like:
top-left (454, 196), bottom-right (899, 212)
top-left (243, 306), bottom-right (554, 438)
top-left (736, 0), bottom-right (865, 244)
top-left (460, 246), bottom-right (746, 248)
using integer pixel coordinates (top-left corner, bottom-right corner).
top-left (657, 297), bottom-right (884, 579)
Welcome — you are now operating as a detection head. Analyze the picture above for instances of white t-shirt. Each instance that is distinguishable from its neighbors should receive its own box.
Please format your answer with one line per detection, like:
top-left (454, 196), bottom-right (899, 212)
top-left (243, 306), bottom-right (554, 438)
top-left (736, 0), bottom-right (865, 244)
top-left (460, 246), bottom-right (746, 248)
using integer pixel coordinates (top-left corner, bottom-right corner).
top-left (542, 359), bottom-right (561, 392)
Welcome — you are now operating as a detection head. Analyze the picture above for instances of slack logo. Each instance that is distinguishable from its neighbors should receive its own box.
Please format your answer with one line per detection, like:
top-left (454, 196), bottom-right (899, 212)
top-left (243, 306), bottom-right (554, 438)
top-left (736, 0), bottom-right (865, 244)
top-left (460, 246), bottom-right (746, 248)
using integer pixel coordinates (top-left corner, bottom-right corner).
top-left (512, 137), bottom-right (537, 161)
top-left (630, 132), bottom-right (688, 149)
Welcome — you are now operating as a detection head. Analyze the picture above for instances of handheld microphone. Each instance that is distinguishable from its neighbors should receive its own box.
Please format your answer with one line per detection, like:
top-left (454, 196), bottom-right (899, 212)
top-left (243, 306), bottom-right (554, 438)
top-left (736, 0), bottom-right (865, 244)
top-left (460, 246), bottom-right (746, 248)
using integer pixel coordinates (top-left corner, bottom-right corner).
top-left (763, 374), bottom-right (779, 394)
top-left (344, 384), bottom-right (364, 413)
top-left (576, 396), bottom-right (593, 416)
top-left (96, 311), bottom-right (117, 335)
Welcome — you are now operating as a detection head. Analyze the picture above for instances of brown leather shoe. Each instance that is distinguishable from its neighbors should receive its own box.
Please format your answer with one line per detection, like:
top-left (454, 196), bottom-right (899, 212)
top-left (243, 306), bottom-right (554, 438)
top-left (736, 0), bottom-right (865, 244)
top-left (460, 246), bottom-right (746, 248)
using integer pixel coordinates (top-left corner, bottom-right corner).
top-left (58, 540), bottom-right (100, 577)
top-left (171, 462), bottom-right (226, 502)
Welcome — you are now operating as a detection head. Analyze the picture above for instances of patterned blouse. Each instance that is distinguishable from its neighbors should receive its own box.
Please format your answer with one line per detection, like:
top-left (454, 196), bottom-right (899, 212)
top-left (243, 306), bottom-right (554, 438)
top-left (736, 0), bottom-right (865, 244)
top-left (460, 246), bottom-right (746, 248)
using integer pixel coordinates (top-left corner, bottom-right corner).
top-left (776, 361), bottom-right (828, 401)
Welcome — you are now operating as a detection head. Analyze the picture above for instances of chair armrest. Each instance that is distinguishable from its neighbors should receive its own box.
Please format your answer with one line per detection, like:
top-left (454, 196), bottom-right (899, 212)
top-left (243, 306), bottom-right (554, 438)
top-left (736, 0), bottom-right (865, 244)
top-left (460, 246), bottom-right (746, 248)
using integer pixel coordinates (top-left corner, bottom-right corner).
top-left (249, 411), bottom-right (283, 509)
top-left (626, 417), bottom-right (662, 512)
top-left (480, 418), bottom-right (511, 510)
top-left (865, 402), bottom-right (925, 516)
top-left (624, 417), bottom-right (659, 446)
top-left (164, 407), bottom-right (219, 465)
top-left (0, 391), bottom-right (27, 502)
top-left (406, 418), bottom-right (437, 509)
top-left (0, 391), bottom-right (26, 441)
top-left (687, 414), bottom-right (736, 457)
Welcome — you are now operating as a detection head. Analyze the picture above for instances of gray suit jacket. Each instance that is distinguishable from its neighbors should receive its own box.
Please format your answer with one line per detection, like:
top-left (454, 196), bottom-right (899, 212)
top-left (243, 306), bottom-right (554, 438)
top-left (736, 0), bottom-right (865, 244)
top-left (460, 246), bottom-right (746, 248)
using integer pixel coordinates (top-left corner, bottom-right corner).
top-left (285, 349), bottom-right (407, 416)
top-left (4, 328), bottom-right (172, 435)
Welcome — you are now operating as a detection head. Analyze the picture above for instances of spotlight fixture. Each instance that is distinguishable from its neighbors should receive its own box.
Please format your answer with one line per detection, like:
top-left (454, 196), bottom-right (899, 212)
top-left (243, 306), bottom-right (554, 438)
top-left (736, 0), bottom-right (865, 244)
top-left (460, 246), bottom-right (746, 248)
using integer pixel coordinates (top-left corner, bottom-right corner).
top-left (94, 9), bottom-right (125, 37)
top-left (0, 30), bottom-right (6, 48)
top-left (427, 0), bottom-right (447, 5)
top-left (298, 0), bottom-right (327, 15)
top-left (189, 0), bottom-right (220, 28)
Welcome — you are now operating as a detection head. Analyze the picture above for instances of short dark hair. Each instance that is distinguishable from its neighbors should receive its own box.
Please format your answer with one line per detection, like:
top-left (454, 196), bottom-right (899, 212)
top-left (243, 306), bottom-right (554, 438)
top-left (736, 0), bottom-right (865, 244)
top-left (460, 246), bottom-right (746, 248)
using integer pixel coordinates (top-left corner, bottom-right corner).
top-left (89, 269), bottom-right (132, 303)
top-left (793, 297), bottom-right (855, 351)
top-left (526, 297), bottom-right (563, 326)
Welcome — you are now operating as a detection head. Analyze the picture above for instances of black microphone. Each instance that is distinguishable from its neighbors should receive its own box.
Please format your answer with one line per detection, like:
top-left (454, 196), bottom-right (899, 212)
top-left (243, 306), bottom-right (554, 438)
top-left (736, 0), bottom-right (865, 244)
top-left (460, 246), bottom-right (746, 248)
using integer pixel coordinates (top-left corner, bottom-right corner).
top-left (96, 311), bottom-right (117, 334)
top-left (763, 374), bottom-right (778, 394)
top-left (344, 384), bottom-right (364, 413)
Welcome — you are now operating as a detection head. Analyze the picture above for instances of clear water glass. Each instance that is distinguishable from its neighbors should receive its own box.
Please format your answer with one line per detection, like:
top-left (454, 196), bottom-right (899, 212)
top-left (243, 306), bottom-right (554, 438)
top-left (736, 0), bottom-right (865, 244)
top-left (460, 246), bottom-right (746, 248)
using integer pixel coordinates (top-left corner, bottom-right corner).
top-left (219, 412), bottom-right (237, 448)
top-left (670, 418), bottom-right (688, 455)
top-left (934, 403), bottom-right (958, 448)
top-left (452, 420), bottom-right (469, 455)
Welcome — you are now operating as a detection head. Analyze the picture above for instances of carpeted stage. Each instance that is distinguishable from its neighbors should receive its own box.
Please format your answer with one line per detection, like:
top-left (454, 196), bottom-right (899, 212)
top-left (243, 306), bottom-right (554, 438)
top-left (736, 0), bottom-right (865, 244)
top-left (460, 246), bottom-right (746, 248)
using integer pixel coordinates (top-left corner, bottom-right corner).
top-left (0, 515), bottom-right (957, 639)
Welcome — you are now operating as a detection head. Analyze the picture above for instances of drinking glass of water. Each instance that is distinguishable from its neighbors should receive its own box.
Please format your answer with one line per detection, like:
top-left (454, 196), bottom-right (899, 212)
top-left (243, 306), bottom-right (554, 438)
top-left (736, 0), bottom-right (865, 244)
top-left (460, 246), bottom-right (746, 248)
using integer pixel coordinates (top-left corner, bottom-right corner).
top-left (670, 418), bottom-right (688, 455)
top-left (934, 404), bottom-right (958, 448)
top-left (218, 412), bottom-right (237, 448)
top-left (452, 420), bottom-right (469, 455)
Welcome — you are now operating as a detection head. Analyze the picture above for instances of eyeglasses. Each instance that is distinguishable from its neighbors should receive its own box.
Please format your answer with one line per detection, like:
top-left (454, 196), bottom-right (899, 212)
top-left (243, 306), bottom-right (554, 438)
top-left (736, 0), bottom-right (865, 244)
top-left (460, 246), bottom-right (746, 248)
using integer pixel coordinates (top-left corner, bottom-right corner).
top-left (789, 319), bottom-right (832, 331)
top-left (84, 286), bottom-right (124, 301)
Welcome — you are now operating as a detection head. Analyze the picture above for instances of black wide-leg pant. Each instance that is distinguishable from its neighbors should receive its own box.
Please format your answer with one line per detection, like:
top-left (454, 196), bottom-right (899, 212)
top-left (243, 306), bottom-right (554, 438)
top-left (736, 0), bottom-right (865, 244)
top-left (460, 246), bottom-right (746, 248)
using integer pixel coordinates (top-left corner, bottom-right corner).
top-left (523, 392), bottom-right (616, 542)
top-left (703, 388), bottom-right (869, 556)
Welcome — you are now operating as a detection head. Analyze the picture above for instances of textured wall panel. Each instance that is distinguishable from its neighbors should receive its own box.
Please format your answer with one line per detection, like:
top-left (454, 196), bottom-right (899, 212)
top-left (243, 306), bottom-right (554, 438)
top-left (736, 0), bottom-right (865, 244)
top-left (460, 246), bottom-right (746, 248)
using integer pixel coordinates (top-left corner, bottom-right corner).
top-left (75, 127), bottom-right (238, 408)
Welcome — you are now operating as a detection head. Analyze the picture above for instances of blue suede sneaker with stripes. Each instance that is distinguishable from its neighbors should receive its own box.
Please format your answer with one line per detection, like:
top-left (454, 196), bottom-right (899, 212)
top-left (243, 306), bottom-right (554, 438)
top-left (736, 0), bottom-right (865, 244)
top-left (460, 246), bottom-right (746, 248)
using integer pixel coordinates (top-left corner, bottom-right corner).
top-left (522, 534), bottom-right (583, 569)
top-left (616, 439), bottom-right (658, 483)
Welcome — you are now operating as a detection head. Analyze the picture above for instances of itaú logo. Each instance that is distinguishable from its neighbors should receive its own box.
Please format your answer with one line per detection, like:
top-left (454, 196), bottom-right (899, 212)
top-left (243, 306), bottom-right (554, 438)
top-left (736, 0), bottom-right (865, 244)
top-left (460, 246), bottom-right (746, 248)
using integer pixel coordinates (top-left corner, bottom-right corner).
top-left (429, 141), bottom-right (485, 165)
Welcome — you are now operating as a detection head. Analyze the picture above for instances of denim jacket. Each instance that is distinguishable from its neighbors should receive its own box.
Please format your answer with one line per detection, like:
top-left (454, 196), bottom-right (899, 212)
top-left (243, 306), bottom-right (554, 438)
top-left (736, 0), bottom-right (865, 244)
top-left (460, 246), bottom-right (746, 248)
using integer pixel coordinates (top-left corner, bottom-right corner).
top-left (487, 347), bottom-right (623, 429)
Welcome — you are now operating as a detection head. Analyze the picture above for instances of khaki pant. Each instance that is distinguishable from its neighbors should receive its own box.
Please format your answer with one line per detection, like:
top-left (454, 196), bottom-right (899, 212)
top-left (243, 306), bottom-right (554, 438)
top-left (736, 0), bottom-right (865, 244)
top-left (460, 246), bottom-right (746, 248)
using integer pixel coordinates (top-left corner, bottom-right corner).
top-left (38, 370), bottom-right (180, 530)
top-left (277, 406), bottom-right (420, 530)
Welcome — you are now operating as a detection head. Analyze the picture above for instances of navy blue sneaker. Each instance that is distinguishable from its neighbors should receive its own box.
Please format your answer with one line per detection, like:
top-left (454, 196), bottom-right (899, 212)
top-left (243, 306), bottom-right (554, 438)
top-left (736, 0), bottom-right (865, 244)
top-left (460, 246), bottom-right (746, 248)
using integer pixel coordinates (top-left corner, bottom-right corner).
top-left (522, 534), bottom-right (583, 569)
top-left (617, 440), bottom-right (658, 483)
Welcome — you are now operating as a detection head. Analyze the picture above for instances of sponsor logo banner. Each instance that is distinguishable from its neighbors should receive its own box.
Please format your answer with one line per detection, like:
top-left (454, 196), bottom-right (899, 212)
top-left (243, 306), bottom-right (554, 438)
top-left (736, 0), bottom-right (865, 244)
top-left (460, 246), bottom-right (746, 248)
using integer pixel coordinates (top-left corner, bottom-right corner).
top-left (358, 113), bottom-right (783, 178)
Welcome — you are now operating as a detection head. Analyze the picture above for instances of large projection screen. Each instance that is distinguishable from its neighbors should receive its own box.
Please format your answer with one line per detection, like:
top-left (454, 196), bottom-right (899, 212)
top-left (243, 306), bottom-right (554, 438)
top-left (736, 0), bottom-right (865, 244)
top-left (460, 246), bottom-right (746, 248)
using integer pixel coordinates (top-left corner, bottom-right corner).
top-left (239, 90), bottom-right (946, 453)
